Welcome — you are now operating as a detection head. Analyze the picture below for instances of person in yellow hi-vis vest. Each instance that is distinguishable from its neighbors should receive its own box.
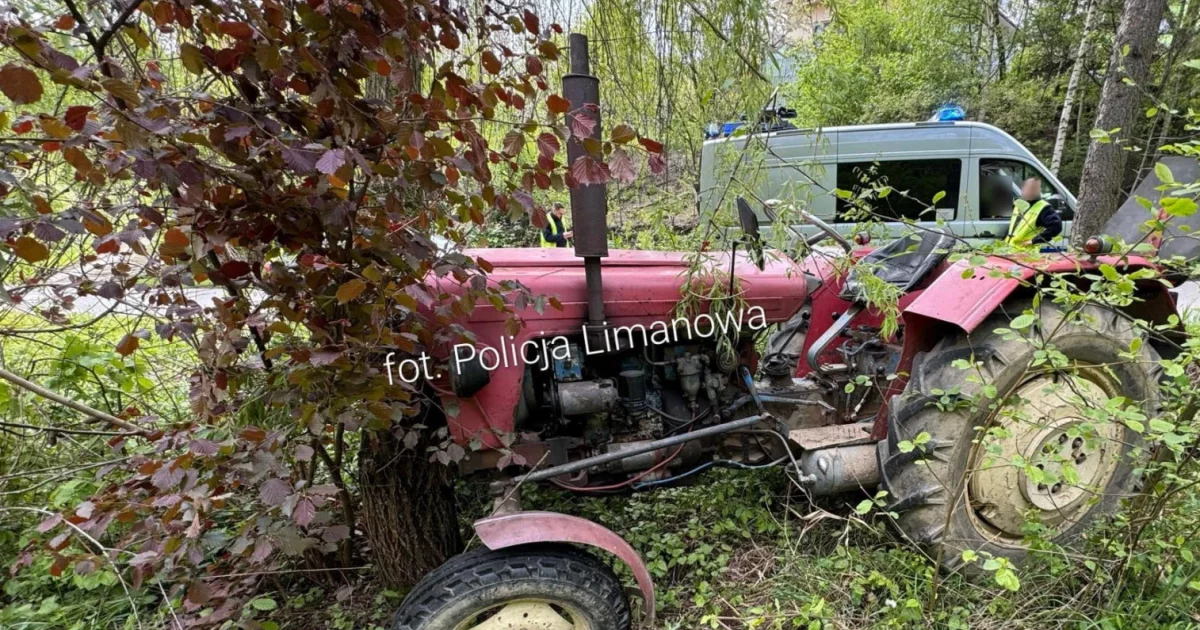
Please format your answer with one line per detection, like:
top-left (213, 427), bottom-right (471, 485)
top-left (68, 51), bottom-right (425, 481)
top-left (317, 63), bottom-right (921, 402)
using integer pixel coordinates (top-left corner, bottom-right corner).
top-left (1005, 178), bottom-right (1063, 247)
top-left (540, 201), bottom-right (573, 248)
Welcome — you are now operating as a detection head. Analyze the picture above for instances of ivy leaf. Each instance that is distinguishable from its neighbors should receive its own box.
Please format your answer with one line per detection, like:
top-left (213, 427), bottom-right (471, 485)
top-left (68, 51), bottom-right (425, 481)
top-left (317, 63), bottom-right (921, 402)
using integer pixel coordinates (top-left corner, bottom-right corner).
top-left (0, 64), bottom-right (43, 104)
top-left (336, 278), bottom-right (366, 303)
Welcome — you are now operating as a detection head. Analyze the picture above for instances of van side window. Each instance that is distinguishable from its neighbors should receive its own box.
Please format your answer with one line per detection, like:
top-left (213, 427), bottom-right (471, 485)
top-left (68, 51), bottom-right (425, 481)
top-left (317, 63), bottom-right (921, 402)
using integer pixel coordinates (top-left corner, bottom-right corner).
top-left (979, 159), bottom-right (1071, 221)
top-left (835, 159), bottom-right (961, 223)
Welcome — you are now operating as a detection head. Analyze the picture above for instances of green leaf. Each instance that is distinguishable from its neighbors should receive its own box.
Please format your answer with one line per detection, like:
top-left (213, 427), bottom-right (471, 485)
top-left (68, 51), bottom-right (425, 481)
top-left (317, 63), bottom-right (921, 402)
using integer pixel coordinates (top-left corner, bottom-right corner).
top-left (1148, 418), bottom-right (1174, 433)
top-left (1099, 264), bottom-right (1121, 282)
top-left (1184, 59), bottom-right (1200, 70)
top-left (1155, 162), bottom-right (1175, 184)
top-left (1145, 107), bottom-right (1158, 118)
top-left (961, 550), bottom-right (977, 563)
top-left (932, 190), bottom-right (946, 204)
top-left (1124, 418), bottom-right (1145, 433)
top-left (1010, 314), bottom-right (1035, 329)
top-left (1162, 197), bottom-right (1198, 218)
top-left (250, 598), bottom-right (277, 611)
top-left (854, 499), bottom-right (873, 515)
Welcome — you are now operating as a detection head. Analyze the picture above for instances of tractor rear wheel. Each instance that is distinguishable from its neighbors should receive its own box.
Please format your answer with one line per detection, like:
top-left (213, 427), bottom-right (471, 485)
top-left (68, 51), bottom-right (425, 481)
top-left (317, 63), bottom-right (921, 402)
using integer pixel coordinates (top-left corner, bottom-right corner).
top-left (879, 299), bottom-right (1160, 573)
top-left (392, 544), bottom-right (632, 630)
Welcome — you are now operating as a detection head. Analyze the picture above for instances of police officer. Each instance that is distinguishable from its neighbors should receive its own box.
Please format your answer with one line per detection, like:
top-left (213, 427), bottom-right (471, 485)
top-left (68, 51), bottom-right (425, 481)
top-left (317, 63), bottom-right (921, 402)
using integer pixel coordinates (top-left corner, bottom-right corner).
top-left (540, 201), bottom-right (573, 248)
top-left (1005, 177), bottom-right (1063, 247)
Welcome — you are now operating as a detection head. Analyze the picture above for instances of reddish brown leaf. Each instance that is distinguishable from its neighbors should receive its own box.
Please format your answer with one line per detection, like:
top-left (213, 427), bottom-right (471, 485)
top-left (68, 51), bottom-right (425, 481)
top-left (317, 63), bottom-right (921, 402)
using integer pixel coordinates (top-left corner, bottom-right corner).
top-left (186, 581), bottom-right (213, 606)
top-left (259, 478), bottom-right (291, 506)
top-left (568, 110), bottom-right (596, 140)
top-left (0, 64), bottom-right (43, 105)
top-left (609, 148), bottom-right (637, 184)
top-left (54, 14), bottom-right (75, 29)
top-left (639, 136), bottom-right (664, 154)
top-left (12, 236), bottom-right (48, 263)
top-left (536, 132), bottom-right (561, 157)
top-left (501, 130), bottom-right (524, 157)
top-left (649, 153), bottom-right (667, 175)
top-left (164, 228), bottom-right (189, 247)
top-left (63, 146), bottom-right (92, 175)
top-left (522, 9), bottom-right (540, 34)
top-left (220, 260), bottom-right (252, 277)
top-left (115, 334), bottom-right (140, 356)
top-left (569, 156), bottom-right (609, 186)
top-left (546, 94), bottom-right (570, 114)
top-left (525, 56), bottom-right (543, 76)
top-left (438, 29), bottom-right (459, 50)
top-left (217, 21), bottom-right (254, 39)
top-left (481, 50), bottom-right (501, 74)
top-left (64, 106), bottom-right (91, 131)
top-left (240, 427), bottom-right (267, 442)
top-left (293, 497), bottom-right (317, 527)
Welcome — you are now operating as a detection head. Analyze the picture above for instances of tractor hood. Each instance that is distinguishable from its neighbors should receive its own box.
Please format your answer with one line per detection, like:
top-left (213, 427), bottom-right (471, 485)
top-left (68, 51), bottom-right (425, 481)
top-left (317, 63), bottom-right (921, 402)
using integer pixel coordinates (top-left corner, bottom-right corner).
top-left (1103, 155), bottom-right (1200, 259)
top-left (458, 248), bottom-right (808, 327)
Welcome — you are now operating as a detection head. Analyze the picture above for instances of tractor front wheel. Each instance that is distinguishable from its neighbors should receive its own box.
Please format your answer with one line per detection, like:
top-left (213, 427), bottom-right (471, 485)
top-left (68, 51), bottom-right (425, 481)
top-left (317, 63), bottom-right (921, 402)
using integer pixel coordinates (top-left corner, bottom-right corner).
top-left (880, 299), bottom-right (1160, 573)
top-left (392, 544), bottom-right (632, 630)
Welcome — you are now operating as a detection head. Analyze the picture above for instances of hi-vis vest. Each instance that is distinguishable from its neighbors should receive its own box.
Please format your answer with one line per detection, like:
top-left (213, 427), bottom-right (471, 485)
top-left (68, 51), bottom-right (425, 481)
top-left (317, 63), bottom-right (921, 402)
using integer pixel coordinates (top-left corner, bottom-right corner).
top-left (1006, 199), bottom-right (1048, 246)
top-left (540, 216), bottom-right (561, 248)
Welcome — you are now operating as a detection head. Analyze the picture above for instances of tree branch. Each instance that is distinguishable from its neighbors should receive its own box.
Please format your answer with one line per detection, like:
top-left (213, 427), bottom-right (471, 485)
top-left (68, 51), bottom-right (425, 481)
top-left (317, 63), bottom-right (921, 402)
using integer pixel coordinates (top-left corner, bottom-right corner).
top-left (0, 366), bottom-right (147, 434)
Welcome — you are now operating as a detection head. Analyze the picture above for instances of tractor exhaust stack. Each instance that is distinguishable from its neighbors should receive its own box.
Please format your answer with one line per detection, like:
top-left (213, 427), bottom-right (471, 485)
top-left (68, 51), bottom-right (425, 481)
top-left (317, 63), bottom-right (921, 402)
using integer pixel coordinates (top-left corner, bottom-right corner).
top-left (563, 33), bottom-right (608, 340)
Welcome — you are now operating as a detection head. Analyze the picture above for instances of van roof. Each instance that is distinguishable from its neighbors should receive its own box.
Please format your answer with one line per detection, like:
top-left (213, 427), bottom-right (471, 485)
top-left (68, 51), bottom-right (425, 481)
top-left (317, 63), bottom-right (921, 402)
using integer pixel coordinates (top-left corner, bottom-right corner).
top-left (703, 120), bottom-right (1016, 145)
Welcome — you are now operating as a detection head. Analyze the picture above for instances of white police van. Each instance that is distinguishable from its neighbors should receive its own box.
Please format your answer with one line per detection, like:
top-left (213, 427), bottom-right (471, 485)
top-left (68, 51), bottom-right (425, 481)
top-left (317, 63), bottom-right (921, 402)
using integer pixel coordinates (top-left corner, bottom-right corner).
top-left (699, 116), bottom-right (1074, 246)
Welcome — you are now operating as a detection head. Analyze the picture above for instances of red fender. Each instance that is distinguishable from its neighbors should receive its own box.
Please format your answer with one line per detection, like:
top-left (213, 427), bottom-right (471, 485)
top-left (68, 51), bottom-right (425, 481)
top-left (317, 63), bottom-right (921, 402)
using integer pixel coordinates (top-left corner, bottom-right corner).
top-left (903, 253), bottom-right (1158, 334)
top-left (474, 511), bottom-right (656, 626)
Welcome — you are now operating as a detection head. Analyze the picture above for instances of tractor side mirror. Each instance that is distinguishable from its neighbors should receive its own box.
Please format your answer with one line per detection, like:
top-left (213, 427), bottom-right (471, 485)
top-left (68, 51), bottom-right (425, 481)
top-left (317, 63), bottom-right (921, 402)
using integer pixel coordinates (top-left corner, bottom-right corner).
top-left (736, 197), bottom-right (765, 271)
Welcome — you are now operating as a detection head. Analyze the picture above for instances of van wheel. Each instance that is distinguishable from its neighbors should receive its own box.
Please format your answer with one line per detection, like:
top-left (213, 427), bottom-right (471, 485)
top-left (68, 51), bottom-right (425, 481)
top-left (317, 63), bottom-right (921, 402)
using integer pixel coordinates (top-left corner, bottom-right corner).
top-left (392, 544), bottom-right (632, 630)
top-left (879, 299), bottom-right (1160, 573)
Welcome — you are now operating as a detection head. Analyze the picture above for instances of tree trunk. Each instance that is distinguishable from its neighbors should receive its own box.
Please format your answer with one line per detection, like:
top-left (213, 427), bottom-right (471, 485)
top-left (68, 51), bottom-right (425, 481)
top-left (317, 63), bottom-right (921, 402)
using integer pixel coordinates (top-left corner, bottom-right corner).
top-left (1050, 0), bottom-right (1098, 176)
top-left (1070, 0), bottom-right (1168, 247)
top-left (358, 428), bottom-right (462, 588)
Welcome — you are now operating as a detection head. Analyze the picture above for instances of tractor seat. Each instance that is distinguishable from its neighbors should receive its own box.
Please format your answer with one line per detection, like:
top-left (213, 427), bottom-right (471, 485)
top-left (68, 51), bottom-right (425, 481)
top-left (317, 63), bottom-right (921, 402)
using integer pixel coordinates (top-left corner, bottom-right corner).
top-left (839, 227), bottom-right (955, 303)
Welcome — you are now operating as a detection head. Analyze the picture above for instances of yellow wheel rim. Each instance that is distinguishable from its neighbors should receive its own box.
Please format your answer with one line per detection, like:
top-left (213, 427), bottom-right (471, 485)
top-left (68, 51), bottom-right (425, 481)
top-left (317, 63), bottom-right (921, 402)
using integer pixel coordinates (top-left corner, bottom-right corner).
top-left (453, 599), bottom-right (591, 630)
top-left (968, 367), bottom-right (1125, 540)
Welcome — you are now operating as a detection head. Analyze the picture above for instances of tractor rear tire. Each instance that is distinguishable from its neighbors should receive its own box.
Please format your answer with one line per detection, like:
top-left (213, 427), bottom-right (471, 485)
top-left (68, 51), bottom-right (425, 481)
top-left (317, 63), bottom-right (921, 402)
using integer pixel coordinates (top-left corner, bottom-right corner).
top-left (392, 544), bottom-right (632, 630)
top-left (879, 299), bottom-right (1160, 574)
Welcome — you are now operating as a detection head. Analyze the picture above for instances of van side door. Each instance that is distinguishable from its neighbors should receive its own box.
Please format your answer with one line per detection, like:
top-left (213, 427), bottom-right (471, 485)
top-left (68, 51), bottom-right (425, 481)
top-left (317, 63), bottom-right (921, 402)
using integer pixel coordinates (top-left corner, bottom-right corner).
top-left (967, 157), bottom-right (1073, 246)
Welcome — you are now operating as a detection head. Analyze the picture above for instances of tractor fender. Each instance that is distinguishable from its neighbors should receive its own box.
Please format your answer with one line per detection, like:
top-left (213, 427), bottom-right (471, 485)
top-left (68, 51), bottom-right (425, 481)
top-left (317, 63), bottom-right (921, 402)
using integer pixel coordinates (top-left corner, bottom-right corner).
top-left (903, 255), bottom-right (1159, 334)
top-left (474, 511), bottom-right (656, 626)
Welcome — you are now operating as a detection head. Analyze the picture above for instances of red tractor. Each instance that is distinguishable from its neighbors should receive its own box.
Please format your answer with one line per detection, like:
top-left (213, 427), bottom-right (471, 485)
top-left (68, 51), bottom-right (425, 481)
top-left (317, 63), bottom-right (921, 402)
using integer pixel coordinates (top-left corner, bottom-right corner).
top-left (392, 36), bottom-right (1176, 630)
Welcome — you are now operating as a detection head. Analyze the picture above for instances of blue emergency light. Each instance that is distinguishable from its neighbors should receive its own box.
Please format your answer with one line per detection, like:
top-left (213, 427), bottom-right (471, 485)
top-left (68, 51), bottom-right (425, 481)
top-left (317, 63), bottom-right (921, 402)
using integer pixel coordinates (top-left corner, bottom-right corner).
top-left (932, 105), bottom-right (966, 121)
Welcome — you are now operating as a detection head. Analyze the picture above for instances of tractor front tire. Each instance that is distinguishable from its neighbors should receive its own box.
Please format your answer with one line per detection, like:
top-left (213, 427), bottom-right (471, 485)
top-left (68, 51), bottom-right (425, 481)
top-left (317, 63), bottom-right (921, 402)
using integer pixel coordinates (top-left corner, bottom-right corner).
top-left (392, 544), bottom-right (632, 630)
top-left (879, 299), bottom-right (1160, 574)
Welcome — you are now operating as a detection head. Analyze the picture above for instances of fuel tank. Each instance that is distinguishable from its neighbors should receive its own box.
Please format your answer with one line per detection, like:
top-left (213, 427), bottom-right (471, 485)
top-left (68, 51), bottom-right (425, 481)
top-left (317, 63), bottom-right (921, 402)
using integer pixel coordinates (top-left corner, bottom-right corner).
top-left (430, 248), bottom-right (809, 446)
